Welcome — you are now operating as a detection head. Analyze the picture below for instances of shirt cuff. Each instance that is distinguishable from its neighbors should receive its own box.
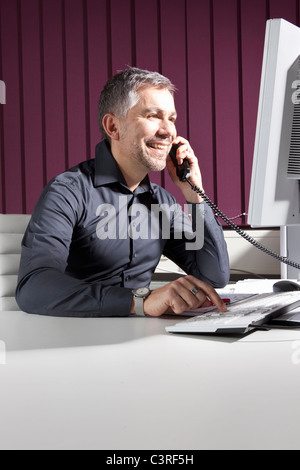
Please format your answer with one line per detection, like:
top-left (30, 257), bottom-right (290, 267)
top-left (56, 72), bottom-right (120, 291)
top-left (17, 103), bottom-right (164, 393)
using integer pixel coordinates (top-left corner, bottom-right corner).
top-left (100, 286), bottom-right (133, 317)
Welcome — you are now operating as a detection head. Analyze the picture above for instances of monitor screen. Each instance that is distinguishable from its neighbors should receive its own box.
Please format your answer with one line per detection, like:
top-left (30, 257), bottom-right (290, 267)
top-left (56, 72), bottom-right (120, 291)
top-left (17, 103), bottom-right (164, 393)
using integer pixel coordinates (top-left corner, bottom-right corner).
top-left (248, 18), bottom-right (300, 227)
top-left (248, 18), bottom-right (300, 278)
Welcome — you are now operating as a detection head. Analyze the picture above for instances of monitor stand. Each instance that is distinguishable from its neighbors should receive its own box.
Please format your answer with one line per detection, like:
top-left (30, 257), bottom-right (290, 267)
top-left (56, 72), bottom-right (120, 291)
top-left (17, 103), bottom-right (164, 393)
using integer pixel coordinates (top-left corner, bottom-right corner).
top-left (280, 226), bottom-right (300, 279)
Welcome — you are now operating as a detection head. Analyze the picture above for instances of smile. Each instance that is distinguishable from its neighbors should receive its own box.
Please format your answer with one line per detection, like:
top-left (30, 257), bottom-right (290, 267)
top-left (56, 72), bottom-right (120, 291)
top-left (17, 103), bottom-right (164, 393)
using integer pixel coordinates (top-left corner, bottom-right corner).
top-left (147, 142), bottom-right (170, 152)
top-left (148, 143), bottom-right (166, 150)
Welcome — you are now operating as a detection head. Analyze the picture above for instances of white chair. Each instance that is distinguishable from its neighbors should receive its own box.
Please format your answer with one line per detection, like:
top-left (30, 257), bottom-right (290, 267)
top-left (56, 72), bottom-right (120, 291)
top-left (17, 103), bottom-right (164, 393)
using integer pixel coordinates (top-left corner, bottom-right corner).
top-left (0, 214), bottom-right (31, 310)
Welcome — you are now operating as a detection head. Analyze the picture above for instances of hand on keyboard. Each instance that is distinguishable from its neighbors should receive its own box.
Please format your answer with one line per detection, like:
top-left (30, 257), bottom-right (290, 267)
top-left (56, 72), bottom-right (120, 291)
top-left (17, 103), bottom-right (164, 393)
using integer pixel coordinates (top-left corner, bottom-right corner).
top-left (142, 275), bottom-right (227, 317)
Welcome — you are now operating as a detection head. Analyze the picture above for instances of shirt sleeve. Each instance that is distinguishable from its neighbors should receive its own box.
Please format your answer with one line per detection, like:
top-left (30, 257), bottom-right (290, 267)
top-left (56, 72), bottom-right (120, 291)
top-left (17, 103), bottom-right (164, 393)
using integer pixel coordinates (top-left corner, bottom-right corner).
top-left (162, 201), bottom-right (230, 288)
top-left (15, 179), bottom-right (133, 317)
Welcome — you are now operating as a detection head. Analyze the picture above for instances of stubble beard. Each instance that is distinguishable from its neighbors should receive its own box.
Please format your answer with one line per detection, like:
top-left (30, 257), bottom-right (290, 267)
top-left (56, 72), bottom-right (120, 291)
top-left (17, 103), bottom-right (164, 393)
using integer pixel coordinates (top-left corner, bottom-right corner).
top-left (119, 125), bottom-right (169, 172)
top-left (134, 142), bottom-right (168, 172)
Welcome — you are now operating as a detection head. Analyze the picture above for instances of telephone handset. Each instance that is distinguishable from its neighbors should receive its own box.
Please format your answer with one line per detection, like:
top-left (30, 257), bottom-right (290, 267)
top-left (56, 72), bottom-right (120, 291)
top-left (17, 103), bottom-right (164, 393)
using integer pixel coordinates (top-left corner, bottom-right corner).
top-left (169, 143), bottom-right (191, 181)
top-left (169, 143), bottom-right (300, 270)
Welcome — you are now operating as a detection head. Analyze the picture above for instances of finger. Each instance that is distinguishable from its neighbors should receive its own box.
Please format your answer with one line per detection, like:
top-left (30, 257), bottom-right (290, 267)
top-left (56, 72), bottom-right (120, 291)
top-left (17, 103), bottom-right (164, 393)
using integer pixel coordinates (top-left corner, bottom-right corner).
top-left (169, 284), bottom-right (202, 313)
top-left (199, 286), bottom-right (227, 312)
top-left (176, 145), bottom-right (192, 165)
top-left (181, 277), bottom-right (208, 304)
top-left (172, 137), bottom-right (190, 162)
top-left (185, 276), bottom-right (227, 312)
top-left (172, 277), bottom-right (209, 311)
top-left (177, 145), bottom-right (199, 170)
top-left (172, 136), bottom-right (189, 146)
top-left (164, 278), bottom-right (202, 314)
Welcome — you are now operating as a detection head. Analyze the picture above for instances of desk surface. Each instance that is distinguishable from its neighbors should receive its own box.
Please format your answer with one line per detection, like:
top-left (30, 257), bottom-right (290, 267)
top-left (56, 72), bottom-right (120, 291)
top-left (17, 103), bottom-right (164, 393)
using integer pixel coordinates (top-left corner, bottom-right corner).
top-left (1, 309), bottom-right (300, 450)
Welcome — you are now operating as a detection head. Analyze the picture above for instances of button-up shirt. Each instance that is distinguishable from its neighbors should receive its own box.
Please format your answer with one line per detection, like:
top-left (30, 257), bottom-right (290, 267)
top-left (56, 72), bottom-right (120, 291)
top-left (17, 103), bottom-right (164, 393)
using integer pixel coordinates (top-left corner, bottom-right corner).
top-left (16, 140), bottom-right (230, 316)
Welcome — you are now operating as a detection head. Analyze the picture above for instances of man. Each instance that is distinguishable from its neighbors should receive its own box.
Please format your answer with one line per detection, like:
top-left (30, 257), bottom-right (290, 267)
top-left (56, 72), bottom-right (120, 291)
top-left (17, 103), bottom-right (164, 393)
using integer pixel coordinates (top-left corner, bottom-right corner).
top-left (16, 67), bottom-right (230, 317)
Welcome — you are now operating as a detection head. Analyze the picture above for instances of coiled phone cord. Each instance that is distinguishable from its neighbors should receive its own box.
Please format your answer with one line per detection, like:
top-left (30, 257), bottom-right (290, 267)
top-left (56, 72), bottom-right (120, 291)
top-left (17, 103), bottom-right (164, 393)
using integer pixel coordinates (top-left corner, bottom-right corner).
top-left (185, 178), bottom-right (300, 271)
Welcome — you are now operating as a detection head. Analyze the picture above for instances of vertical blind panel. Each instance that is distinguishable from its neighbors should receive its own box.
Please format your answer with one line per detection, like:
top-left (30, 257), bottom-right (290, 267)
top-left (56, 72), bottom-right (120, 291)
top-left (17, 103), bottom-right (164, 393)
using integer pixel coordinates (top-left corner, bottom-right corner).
top-left (240, 0), bottom-right (269, 220)
top-left (110, 0), bottom-right (133, 73)
top-left (160, 0), bottom-right (188, 202)
top-left (42, 0), bottom-right (68, 185)
top-left (86, 0), bottom-right (109, 159)
top-left (0, 2), bottom-right (8, 211)
top-left (160, 0), bottom-right (188, 139)
top-left (213, 0), bottom-right (242, 221)
top-left (20, 0), bottom-right (44, 213)
top-left (186, 0), bottom-right (215, 202)
top-left (64, 0), bottom-right (89, 169)
top-left (1, 0), bottom-right (300, 221)
top-left (0, 0), bottom-right (24, 213)
top-left (269, 0), bottom-right (298, 21)
top-left (135, 0), bottom-right (160, 72)
top-left (135, 0), bottom-right (162, 188)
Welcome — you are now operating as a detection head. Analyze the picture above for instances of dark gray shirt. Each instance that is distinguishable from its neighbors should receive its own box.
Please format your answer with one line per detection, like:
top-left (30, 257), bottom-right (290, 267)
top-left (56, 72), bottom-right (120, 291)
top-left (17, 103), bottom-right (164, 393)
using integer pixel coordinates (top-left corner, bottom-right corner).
top-left (16, 141), bottom-right (230, 317)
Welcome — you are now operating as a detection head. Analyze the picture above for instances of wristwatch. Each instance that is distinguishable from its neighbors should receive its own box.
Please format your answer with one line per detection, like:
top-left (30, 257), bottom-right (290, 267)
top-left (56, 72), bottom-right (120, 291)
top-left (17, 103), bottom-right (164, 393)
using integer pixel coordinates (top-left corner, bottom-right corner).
top-left (132, 287), bottom-right (151, 315)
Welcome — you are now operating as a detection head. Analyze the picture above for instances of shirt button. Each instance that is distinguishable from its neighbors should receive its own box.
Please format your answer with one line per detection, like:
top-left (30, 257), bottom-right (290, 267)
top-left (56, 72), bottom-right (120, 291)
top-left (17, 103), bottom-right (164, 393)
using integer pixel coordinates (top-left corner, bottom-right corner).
top-left (125, 276), bottom-right (130, 282)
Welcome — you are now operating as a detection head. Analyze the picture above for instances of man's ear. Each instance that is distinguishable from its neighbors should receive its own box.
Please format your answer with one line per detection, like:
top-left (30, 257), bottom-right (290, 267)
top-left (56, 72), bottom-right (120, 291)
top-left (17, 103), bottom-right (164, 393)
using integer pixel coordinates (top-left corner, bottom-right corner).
top-left (102, 113), bottom-right (120, 141)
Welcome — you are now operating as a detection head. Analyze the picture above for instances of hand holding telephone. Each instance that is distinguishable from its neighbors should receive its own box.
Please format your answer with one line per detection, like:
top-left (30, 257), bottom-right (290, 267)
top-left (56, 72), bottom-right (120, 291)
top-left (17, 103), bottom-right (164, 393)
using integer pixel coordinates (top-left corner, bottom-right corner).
top-left (168, 142), bottom-right (300, 269)
top-left (169, 143), bottom-right (191, 181)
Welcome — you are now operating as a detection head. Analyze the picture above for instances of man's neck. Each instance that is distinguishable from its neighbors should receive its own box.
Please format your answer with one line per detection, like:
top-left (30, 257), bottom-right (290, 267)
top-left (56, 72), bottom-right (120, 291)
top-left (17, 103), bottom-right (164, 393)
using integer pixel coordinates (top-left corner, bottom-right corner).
top-left (110, 142), bottom-right (147, 192)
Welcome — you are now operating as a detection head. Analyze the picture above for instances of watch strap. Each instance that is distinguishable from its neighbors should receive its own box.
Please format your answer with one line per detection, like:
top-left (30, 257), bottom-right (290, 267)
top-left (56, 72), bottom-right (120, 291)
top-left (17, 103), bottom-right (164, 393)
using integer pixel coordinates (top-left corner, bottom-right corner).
top-left (134, 296), bottom-right (145, 316)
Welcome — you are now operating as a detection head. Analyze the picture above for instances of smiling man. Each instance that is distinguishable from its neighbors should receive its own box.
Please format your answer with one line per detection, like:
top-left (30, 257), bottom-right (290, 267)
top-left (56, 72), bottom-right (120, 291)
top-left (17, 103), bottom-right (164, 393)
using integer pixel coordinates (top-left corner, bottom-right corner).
top-left (16, 67), bottom-right (230, 317)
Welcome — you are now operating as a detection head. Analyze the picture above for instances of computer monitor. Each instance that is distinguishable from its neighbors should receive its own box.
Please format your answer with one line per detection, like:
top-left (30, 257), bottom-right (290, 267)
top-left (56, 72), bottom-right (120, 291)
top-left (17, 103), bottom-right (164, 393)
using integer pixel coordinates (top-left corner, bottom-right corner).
top-left (248, 18), bottom-right (300, 279)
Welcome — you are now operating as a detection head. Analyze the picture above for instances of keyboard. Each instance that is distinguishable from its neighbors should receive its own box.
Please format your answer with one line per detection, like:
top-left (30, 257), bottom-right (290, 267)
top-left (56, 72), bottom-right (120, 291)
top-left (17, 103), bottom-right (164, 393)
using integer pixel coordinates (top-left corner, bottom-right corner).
top-left (165, 291), bottom-right (300, 335)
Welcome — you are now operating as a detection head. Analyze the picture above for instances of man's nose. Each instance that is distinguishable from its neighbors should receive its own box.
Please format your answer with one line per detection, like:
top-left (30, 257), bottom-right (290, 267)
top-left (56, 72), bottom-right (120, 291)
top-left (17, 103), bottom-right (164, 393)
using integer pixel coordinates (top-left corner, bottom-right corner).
top-left (157, 119), bottom-right (176, 138)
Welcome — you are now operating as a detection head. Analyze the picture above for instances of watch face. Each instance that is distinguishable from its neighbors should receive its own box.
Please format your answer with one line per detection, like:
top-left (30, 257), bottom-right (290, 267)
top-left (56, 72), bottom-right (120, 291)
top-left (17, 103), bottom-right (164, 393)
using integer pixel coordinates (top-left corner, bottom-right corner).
top-left (135, 287), bottom-right (150, 297)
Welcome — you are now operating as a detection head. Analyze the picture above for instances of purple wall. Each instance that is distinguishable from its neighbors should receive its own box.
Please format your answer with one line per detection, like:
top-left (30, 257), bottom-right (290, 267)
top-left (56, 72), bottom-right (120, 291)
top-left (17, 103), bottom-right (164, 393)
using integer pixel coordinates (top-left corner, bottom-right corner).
top-left (0, 0), bottom-right (299, 226)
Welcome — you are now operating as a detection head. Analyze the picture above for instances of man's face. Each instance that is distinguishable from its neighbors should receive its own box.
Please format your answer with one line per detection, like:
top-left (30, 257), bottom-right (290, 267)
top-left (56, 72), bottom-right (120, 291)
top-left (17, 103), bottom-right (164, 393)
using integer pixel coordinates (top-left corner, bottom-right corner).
top-left (118, 86), bottom-right (177, 172)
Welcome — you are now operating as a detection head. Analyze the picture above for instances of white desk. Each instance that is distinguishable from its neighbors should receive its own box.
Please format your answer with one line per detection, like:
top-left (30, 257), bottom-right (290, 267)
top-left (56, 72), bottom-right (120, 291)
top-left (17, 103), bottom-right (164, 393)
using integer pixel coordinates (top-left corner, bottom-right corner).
top-left (0, 308), bottom-right (300, 450)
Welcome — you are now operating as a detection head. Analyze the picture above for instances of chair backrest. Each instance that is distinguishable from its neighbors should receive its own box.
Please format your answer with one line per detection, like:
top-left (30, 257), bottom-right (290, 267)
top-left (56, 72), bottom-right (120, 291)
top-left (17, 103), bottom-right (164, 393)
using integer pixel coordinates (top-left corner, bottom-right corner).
top-left (0, 214), bottom-right (31, 310)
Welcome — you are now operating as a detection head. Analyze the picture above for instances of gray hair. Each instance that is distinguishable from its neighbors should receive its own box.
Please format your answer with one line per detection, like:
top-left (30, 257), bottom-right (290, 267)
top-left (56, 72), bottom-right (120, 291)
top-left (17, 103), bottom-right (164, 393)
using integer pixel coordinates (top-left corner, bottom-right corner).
top-left (97, 67), bottom-right (176, 141)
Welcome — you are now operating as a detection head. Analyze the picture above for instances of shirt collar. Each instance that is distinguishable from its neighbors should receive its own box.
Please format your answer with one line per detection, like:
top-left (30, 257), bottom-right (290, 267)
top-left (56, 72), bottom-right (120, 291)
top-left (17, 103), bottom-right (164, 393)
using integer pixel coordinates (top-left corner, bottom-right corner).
top-left (94, 140), bottom-right (155, 195)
